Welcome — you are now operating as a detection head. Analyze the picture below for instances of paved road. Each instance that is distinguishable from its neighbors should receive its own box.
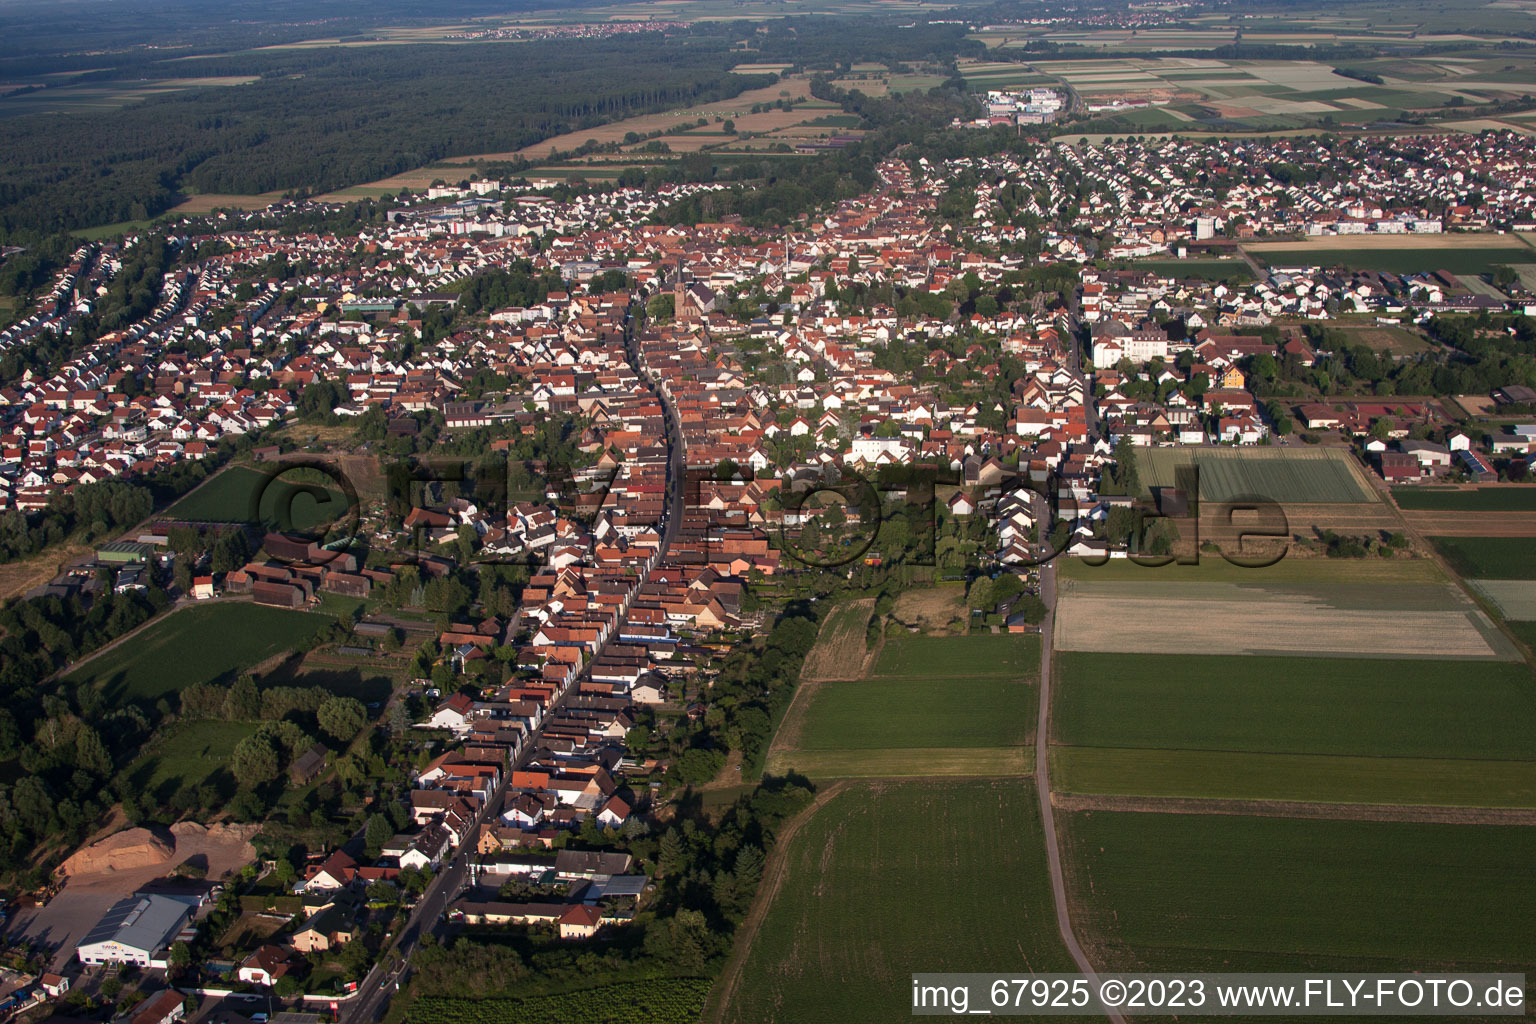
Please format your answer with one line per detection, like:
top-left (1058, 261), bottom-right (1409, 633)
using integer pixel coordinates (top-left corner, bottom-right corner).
top-left (340, 794), bottom-right (488, 1023)
top-left (624, 309), bottom-right (686, 551)
top-left (1033, 539), bottom-right (1126, 1024)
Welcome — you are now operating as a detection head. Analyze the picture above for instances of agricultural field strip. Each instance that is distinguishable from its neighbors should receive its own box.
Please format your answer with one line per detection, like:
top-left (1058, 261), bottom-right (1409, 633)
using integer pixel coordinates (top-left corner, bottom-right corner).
top-left (1054, 579), bottom-right (1517, 660)
top-left (763, 746), bottom-right (1033, 779)
top-left (1053, 792), bottom-right (1536, 826)
top-left (1061, 810), bottom-right (1536, 970)
top-left (1471, 580), bottom-right (1536, 620)
top-left (1133, 445), bottom-right (1380, 503)
top-left (717, 781), bottom-right (1076, 1024)
top-left (1055, 649), bottom-right (1536, 757)
top-left (1053, 746), bottom-right (1536, 809)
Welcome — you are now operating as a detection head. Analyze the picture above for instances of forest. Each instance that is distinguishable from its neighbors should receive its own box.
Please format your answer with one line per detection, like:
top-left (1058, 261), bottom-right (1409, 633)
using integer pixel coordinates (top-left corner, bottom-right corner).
top-left (0, 35), bottom-right (774, 235)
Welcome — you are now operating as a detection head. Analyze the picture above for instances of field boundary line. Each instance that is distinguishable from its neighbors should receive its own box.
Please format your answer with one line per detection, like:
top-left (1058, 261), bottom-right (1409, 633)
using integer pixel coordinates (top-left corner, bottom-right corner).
top-left (700, 780), bottom-right (848, 1024)
top-left (1037, 558), bottom-right (1127, 1024)
top-left (1053, 792), bottom-right (1536, 826)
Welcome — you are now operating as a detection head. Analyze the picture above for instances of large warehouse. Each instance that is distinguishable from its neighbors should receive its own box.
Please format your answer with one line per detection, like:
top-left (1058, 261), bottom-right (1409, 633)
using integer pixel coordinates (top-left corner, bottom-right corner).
top-left (76, 894), bottom-right (195, 968)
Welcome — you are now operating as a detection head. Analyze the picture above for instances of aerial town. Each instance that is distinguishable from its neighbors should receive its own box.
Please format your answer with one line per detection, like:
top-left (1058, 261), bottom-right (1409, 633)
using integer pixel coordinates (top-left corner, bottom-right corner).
top-left (2, 2), bottom-right (1536, 1023)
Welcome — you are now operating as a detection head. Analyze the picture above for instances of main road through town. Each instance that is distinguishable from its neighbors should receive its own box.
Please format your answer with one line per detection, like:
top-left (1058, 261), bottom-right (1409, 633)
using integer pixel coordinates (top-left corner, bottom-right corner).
top-left (339, 305), bottom-right (687, 1024)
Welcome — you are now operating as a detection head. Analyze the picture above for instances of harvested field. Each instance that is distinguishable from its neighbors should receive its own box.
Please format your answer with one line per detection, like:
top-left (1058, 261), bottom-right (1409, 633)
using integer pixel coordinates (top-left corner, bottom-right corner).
top-left (168, 191), bottom-right (286, 215)
top-left (1472, 580), bottom-right (1536, 619)
top-left (1134, 445), bottom-right (1378, 503)
top-left (797, 600), bottom-right (876, 682)
top-left (501, 77), bottom-right (815, 159)
top-left (1405, 511), bottom-right (1536, 536)
top-left (1053, 579), bottom-right (1516, 660)
top-left (1339, 324), bottom-right (1434, 356)
top-left (1057, 554), bottom-right (1444, 583)
top-left (0, 542), bottom-right (91, 602)
top-left (890, 585), bottom-right (965, 631)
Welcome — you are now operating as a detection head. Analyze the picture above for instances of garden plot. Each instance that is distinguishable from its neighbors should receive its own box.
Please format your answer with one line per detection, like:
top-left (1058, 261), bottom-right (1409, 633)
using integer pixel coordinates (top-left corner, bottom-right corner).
top-left (1054, 579), bottom-right (1518, 660)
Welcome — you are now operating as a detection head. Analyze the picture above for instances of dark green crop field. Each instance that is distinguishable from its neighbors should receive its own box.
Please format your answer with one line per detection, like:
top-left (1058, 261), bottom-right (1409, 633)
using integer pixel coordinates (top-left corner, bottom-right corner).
top-left (718, 781), bottom-right (1076, 1024)
top-left (1054, 652), bottom-right (1536, 761)
top-left (1063, 810), bottom-right (1536, 972)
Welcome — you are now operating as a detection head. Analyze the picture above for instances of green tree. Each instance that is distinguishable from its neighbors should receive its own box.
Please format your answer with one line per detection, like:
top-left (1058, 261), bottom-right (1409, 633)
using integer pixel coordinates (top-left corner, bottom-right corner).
top-left (317, 697), bottom-right (367, 744)
top-left (224, 673), bottom-right (261, 720)
top-left (365, 812), bottom-right (393, 857)
top-left (231, 734), bottom-right (280, 786)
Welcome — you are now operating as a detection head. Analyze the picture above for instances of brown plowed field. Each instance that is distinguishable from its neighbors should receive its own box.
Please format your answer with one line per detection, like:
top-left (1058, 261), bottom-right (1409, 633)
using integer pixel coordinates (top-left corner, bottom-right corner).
top-left (1401, 511), bottom-right (1536, 536)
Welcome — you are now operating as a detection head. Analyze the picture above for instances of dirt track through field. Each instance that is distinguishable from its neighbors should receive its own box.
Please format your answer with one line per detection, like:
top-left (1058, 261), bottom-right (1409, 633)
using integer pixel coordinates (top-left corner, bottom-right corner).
top-left (700, 780), bottom-right (848, 1024)
top-left (1053, 792), bottom-right (1536, 826)
top-left (1400, 511), bottom-right (1536, 536)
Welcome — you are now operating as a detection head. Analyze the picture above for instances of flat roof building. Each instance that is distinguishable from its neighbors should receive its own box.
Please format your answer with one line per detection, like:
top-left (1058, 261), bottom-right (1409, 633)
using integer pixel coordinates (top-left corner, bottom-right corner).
top-left (76, 894), bottom-right (194, 968)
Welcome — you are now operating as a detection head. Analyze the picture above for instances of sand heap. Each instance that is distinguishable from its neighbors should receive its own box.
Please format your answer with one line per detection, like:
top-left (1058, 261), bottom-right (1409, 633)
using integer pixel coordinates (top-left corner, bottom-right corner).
top-left (59, 827), bottom-right (173, 876)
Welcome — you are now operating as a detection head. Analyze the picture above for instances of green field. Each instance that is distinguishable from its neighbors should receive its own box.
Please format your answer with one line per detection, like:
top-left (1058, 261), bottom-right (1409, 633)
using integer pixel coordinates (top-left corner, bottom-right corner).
top-left (163, 464), bottom-right (352, 529)
top-left (1053, 746), bottom-right (1536, 807)
top-left (1394, 487), bottom-right (1536, 511)
top-left (769, 634), bottom-right (1037, 778)
top-left (1134, 446), bottom-right (1377, 503)
top-left (64, 603), bottom-right (332, 701)
top-left (796, 674), bottom-right (1032, 750)
top-left (1432, 537), bottom-right (1536, 580)
top-left (717, 781), bottom-right (1074, 1024)
top-left (1255, 247), bottom-right (1536, 276)
top-left (1063, 811), bottom-right (1536, 971)
top-left (119, 719), bottom-right (263, 804)
top-left (1055, 652), bottom-right (1536, 761)
top-left (870, 633), bottom-right (1038, 677)
top-left (1125, 258), bottom-right (1255, 282)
